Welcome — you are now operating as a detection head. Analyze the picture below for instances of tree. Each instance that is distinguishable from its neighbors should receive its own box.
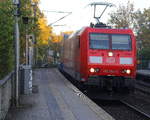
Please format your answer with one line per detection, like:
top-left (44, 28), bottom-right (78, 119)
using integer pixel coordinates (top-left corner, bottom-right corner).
top-left (135, 8), bottom-right (150, 49)
top-left (108, 1), bottom-right (135, 29)
top-left (37, 17), bottom-right (52, 45)
top-left (0, 0), bottom-right (42, 78)
top-left (0, 0), bottom-right (14, 79)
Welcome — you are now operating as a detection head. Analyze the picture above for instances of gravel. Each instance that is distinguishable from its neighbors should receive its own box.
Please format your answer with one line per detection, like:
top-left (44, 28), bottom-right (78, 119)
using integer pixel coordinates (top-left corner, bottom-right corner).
top-left (94, 100), bottom-right (149, 120)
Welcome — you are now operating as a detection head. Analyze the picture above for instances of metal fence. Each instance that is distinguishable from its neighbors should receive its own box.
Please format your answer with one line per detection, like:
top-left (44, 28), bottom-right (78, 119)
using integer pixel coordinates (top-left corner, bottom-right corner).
top-left (0, 72), bottom-right (15, 120)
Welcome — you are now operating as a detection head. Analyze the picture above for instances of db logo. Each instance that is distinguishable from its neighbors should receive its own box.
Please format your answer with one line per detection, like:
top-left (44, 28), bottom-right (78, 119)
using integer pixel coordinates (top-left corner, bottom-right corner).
top-left (106, 57), bottom-right (115, 63)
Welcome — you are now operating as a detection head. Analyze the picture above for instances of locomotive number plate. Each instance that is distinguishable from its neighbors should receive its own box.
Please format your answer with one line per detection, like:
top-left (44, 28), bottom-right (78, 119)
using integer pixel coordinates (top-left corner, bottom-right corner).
top-left (106, 57), bottom-right (116, 63)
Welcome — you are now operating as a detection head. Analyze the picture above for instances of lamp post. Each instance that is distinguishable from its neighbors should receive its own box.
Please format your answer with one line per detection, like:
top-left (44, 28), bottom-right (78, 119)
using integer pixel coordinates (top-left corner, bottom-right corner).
top-left (13, 0), bottom-right (20, 107)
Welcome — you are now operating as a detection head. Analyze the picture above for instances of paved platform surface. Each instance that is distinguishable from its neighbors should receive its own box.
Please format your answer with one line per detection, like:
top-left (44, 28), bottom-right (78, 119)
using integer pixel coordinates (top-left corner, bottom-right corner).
top-left (5, 68), bottom-right (114, 120)
top-left (137, 70), bottom-right (150, 77)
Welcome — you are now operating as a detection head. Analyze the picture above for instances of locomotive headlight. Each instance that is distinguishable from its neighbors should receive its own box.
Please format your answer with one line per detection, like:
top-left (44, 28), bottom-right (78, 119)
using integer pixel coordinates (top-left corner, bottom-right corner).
top-left (89, 68), bottom-right (100, 73)
top-left (108, 52), bottom-right (113, 57)
top-left (90, 68), bottom-right (95, 73)
top-left (126, 69), bottom-right (131, 74)
top-left (122, 69), bottom-right (131, 74)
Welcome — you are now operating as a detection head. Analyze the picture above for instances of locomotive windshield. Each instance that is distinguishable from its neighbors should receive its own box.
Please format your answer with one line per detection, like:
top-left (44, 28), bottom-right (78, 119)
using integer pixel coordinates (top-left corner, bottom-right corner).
top-left (90, 33), bottom-right (109, 49)
top-left (112, 34), bottom-right (131, 50)
top-left (89, 33), bottom-right (131, 50)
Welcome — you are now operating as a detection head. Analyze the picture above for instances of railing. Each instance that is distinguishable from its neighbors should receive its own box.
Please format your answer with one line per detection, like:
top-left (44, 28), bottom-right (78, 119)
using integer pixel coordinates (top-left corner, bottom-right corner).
top-left (0, 72), bottom-right (15, 120)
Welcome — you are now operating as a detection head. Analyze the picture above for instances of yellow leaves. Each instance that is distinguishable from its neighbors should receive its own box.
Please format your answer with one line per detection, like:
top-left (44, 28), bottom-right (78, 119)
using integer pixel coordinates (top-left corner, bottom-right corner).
top-left (37, 16), bottom-right (73, 45)
top-left (37, 17), bottom-right (52, 45)
top-left (32, 0), bottom-right (39, 3)
top-left (51, 34), bottom-right (63, 43)
top-left (37, 16), bottom-right (64, 45)
top-left (50, 31), bottom-right (73, 43)
top-left (62, 31), bottom-right (74, 35)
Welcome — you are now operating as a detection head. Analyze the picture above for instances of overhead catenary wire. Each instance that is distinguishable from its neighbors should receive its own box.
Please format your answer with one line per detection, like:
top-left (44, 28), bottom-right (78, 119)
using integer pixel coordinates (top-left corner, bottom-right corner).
top-left (42, 10), bottom-right (72, 26)
top-left (42, 10), bottom-right (72, 14)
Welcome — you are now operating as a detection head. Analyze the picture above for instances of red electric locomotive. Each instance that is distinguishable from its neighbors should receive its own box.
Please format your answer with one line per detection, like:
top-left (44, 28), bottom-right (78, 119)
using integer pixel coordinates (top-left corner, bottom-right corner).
top-left (59, 2), bottom-right (136, 94)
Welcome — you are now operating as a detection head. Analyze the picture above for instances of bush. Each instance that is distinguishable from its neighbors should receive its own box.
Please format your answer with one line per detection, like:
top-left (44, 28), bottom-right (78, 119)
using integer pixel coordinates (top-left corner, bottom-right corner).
top-left (0, 0), bottom-right (14, 79)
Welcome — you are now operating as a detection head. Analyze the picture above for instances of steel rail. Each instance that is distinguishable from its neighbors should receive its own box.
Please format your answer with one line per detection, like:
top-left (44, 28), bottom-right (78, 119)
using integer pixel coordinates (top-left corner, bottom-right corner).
top-left (135, 81), bottom-right (150, 95)
top-left (136, 80), bottom-right (150, 88)
top-left (120, 100), bottom-right (150, 119)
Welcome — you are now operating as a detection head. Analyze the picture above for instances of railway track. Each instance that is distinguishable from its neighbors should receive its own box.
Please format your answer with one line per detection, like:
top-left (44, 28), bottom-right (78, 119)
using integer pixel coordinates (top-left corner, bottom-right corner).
top-left (94, 99), bottom-right (150, 120)
top-left (120, 100), bottom-right (150, 120)
top-left (62, 70), bottom-right (150, 120)
top-left (135, 80), bottom-right (150, 95)
top-left (136, 80), bottom-right (150, 88)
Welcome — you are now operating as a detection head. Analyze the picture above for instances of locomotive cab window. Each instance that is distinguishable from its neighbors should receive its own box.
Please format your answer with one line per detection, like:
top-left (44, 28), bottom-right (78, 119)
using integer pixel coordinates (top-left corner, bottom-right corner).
top-left (89, 33), bottom-right (132, 50)
top-left (90, 33), bottom-right (109, 49)
top-left (112, 34), bottom-right (131, 50)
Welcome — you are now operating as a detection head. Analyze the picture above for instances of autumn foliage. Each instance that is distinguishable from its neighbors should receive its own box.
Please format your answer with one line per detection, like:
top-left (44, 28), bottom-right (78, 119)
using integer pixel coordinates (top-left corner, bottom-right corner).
top-left (37, 16), bottom-right (64, 45)
top-left (37, 17), bottom-right (52, 45)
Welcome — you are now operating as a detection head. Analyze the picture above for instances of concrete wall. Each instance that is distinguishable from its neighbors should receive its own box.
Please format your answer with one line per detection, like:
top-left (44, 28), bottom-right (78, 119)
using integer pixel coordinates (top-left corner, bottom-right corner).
top-left (0, 72), bottom-right (14, 120)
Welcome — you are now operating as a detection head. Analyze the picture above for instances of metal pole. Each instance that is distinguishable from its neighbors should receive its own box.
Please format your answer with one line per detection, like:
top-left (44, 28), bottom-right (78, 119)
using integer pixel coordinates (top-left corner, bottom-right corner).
top-left (25, 26), bottom-right (28, 65)
top-left (25, 27), bottom-right (29, 65)
top-left (33, 5), bottom-right (37, 66)
top-left (14, 3), bottom-right (20, 107)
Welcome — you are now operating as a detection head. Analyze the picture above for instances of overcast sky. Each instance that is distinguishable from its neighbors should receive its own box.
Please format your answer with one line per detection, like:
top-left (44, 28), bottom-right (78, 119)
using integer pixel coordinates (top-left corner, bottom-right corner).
top-left (39, 0), bottom-right (150, 34)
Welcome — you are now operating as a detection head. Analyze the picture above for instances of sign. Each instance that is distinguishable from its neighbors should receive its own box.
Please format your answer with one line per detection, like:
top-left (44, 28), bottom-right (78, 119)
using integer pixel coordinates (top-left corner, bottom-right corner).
top-left (48, 50), bottom-right (54, 56)
top-left (106, 57), bottom-right (116, 64)
top-left (12, 0), bottom-right (20, 5)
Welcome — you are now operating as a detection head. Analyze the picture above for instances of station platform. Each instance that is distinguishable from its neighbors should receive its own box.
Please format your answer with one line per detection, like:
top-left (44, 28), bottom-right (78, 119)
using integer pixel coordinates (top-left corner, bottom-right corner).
top-left (137, 70), bottom-right (150, 77)
top-left (6, 68), bottom-right (114, 120)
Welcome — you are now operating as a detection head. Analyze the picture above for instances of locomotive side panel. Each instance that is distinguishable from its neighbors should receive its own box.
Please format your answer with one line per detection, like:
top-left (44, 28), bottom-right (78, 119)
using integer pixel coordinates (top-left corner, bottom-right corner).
top-left (61, 32), bottom-right (81, 79)
top-left (79, 30), bottom-right (89, 81)
top-left (72, 33), bottom-right (81, 79)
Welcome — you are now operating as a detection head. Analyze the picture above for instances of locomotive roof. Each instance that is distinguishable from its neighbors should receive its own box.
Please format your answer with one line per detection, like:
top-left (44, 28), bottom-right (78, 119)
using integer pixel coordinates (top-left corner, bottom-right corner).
top-left (67, 26), bottom-right (134, 40)
top-left (78, 27), bottom-right (134, 35)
